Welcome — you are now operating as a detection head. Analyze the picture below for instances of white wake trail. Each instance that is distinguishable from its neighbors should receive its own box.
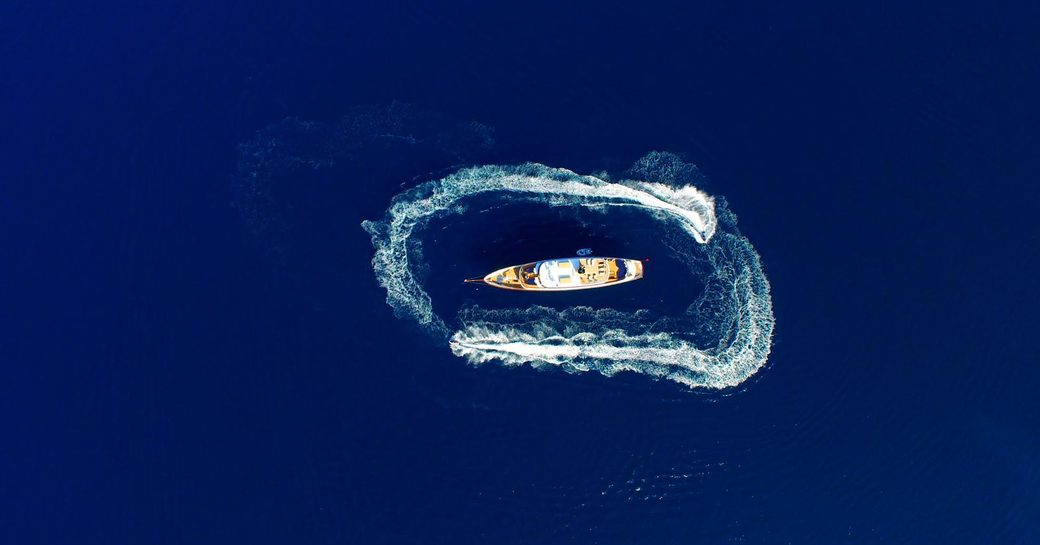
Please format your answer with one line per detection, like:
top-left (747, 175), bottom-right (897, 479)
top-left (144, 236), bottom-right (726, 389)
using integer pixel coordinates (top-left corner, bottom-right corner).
top-left (363, 161), bottom-right (773, 390)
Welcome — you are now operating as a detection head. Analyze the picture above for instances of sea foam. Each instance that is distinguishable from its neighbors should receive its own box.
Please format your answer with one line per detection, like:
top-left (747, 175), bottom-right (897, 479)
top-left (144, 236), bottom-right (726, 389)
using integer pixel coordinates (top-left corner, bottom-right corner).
top-left (362, 161), bottom-right (773, 389)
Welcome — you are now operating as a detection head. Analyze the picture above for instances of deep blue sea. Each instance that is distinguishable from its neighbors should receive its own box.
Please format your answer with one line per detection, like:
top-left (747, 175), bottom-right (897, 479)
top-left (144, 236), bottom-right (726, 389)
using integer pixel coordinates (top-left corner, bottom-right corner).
top-left (4, 1), bottom-right (1040, 543)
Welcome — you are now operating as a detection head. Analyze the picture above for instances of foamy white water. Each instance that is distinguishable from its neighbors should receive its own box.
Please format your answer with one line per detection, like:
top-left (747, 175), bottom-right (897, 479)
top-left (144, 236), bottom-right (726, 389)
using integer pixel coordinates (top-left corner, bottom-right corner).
top-left (363, 161), bottom-right (774, 389)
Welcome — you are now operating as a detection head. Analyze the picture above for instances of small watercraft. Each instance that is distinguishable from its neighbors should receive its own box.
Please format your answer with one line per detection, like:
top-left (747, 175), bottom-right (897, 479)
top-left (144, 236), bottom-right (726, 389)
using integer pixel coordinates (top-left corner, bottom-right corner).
top-left (465, 257), bottom-right (644, 291)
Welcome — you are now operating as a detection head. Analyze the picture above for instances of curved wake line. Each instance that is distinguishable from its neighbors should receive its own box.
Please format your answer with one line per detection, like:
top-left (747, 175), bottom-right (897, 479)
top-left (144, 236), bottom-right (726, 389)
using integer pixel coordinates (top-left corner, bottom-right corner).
top-left (363, 161), bottom-right (774, 390)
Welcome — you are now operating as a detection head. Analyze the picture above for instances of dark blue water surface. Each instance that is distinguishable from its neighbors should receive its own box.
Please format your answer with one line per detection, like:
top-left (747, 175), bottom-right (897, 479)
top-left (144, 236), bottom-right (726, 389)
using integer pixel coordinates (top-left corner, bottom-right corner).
top-left (4, 1), bottom-right (1040, 543)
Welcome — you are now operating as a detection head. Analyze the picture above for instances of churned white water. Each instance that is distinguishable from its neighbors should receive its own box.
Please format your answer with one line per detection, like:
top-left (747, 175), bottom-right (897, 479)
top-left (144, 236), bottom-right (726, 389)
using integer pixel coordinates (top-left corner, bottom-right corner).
top-left (362, 161), bottom-right (774, 389)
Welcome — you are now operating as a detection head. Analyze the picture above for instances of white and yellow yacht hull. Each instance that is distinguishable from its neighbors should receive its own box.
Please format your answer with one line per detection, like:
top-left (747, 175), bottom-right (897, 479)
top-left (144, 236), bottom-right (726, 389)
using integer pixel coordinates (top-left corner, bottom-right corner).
top-left (465, 257), bottom-right (644, 291)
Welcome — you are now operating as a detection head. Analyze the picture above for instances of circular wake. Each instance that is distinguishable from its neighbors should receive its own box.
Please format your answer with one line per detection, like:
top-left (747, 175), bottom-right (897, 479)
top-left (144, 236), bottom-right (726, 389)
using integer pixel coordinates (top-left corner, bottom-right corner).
top-left (362, 155), bottom-right (774, 389)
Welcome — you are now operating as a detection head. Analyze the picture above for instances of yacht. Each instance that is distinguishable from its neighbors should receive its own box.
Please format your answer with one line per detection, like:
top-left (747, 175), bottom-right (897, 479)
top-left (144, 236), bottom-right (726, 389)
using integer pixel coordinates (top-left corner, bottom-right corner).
top-left (465, 257), bottom-right (644, 291)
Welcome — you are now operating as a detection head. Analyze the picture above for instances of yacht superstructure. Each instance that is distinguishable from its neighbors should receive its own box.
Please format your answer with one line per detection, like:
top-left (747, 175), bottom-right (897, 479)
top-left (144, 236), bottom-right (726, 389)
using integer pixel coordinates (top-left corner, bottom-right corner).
top-left (465, 257), bottom-right (644, 291)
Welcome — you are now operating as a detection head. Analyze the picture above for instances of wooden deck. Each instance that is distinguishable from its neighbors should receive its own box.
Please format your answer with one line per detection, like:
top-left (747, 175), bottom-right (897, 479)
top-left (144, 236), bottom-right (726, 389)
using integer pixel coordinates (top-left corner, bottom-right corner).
top-left (476, 257), bottom-right (644, 292)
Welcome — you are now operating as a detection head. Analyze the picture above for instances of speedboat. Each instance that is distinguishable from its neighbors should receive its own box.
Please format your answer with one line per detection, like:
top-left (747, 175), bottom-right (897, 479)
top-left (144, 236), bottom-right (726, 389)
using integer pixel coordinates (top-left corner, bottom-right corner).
top-left (465, 257), bottom-right (644, 291)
